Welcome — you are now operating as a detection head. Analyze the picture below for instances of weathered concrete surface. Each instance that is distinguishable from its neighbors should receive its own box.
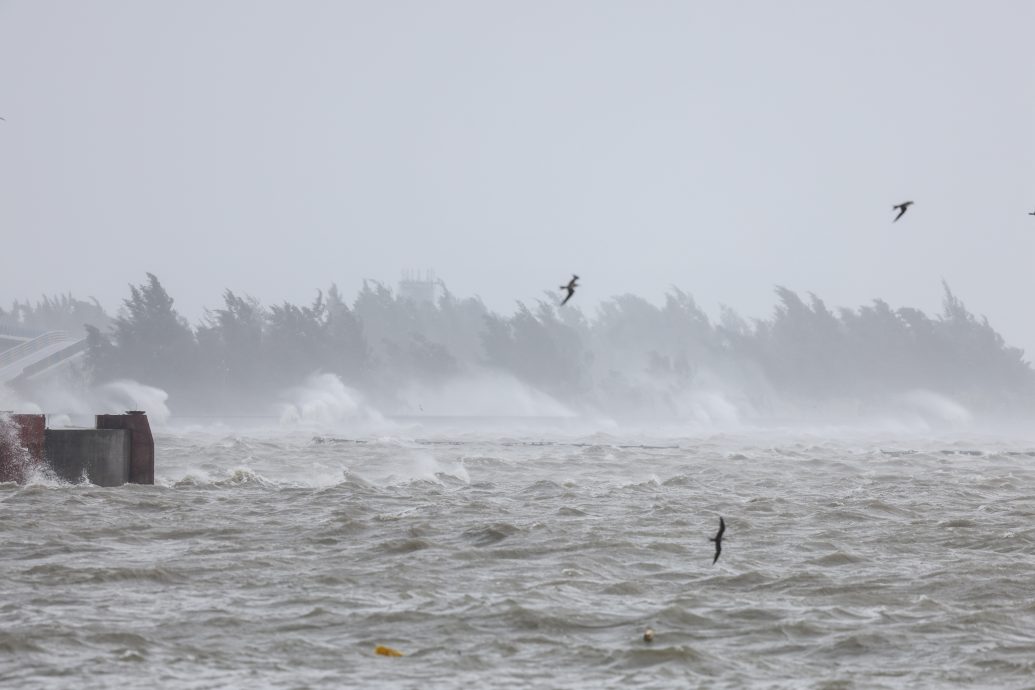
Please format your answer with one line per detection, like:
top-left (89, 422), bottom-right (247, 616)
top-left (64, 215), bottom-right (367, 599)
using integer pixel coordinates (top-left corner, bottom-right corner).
top-left (44, 429), bottom-right (131, 486)
top-left (96, 412), bottom-right (154, 484)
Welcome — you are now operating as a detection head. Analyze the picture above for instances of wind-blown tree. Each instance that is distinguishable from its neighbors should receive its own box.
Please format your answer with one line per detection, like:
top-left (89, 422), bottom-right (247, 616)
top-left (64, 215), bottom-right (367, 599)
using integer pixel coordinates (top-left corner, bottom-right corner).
top-left (353, 281), bottom-right (416, 360)
top-left (264, 292), bottom-right (332, 389)
top-left (593, 290), bottom-right (715, 383)
top-left (324, 284), bottom-right (369, 383)
top-left (382, 333), bottom-right (459, 385)
top-left (595, 294), bottom-right (663, 365)
top-left (427, 287), bottom-right (490, 366)
top-left (352, 280), bottom-right (471, 390)
top-left (755, 287), bottom-right (849, 398)
top-left (83, 323), bottom-right (118, 383)
top-left (589, 290), bottom-right (727, 416)
top-left (662, 289), bottom-right (715, 372)
top-left (73, 272), bottom-right (1035, 417)
top-left (934, 283), bottom-right (1032, 401)
top-left (838, 299), bottom-right (914, 395)
top-left (195, 290), bottom-right (267, 400)
top-left (741, 283), bottom-right (1035, 405)
top-left (1, 294), bottom-right (110, 334)
top-left (186, 286), bottom-right (372, 406)
top-left (87, 274), bottom-right (198, 398)
top-left (482, 301), bottom-right (591, 399)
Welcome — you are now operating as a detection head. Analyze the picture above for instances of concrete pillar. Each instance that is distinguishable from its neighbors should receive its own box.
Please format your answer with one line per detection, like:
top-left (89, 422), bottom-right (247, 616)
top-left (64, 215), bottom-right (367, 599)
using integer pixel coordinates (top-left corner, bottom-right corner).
top-left (95, 411), bottom-right (154, 485)
top-left (44, 429), bottom-right (131, 486)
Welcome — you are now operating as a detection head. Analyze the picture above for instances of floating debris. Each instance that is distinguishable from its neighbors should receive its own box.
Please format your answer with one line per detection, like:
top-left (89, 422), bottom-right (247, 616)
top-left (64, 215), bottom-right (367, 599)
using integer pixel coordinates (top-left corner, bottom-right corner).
top-left (375, 645), bottom-right (404, 657)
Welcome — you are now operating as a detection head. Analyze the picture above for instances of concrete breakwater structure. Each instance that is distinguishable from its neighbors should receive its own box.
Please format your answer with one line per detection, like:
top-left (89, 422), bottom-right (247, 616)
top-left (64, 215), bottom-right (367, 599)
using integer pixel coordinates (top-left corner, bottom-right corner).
top-left (0, 412), bottom-right (154, 486)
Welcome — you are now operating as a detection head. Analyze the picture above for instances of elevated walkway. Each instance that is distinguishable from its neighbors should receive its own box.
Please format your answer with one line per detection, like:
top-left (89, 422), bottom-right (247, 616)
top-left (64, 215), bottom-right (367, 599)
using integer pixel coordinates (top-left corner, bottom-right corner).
top-left (0, 326), bottom-right (46, 353)
top-left (0, 331), bottom-right (88, 385)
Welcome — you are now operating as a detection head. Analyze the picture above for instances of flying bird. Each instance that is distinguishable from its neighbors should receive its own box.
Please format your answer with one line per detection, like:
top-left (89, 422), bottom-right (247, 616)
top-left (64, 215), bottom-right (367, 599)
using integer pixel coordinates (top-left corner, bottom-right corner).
top-left (709, 516), bottom-right (725, 565)
top-left (560, 274), bottom-right (579, 306)
top-left (1028, 210), bottom-right (1034, 216)
top-left (892, 201), bottom-right (914, 222)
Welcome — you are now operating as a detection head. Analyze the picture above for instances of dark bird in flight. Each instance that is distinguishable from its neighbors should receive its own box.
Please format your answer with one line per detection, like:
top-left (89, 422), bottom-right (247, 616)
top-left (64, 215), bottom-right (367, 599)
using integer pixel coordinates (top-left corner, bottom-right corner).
top-left (709, 516), bottom-right (725, 565)
top-left (1028, 210), bottom-right (1035, 216)
top-left (560, 274), bottom-right (579, 306)
top-left (892, 201), bottom-right (914, 222)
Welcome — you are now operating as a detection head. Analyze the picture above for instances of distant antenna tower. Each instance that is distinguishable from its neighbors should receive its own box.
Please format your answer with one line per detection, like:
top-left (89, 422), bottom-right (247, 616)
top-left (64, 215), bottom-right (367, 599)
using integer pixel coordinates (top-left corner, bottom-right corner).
top-left (398, 269), bottom-right (440, 304)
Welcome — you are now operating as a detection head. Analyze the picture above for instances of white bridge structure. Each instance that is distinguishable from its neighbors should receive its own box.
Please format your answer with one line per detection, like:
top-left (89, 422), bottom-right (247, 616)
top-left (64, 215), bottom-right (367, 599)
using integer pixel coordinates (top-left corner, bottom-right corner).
top-left (0, 330), bottom-right (88, 386)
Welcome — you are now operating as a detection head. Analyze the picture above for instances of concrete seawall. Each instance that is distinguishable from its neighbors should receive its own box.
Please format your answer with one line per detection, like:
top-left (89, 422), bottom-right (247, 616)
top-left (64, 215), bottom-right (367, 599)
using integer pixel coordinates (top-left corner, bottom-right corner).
top-left (45, 429), bottom-right (131, 485)
top-left (0, 412), bottom-right (154, 486)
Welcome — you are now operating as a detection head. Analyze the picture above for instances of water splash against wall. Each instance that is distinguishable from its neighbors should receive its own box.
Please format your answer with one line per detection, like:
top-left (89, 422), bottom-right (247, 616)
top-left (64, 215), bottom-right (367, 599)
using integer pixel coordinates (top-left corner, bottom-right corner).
top-left (0, 379), bottom-right (170, 427)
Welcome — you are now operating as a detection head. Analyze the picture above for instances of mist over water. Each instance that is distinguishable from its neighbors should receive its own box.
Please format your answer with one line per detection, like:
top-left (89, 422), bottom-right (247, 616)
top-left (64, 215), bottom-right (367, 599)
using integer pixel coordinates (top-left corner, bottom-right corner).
top-left (6, 275), bottom-right (1032, 434)
top-left (278, 373), bottom-right (388, 430)
top-left (1, 378), bottom-right (171, 429)
top-left (398, 371), bottom-right (577, 419)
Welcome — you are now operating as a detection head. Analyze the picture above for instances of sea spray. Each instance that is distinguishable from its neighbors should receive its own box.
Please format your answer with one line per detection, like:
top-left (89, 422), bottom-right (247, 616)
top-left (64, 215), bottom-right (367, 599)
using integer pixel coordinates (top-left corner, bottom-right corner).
top-left (670, 388), bottom-right (742, 427)
top-left (398, 370), bottom-right (575, 418)
top-left (900, 390), bottom-right (974, 427)
top-left (2, 378), bottom-right (171, 426)
top-left (96, 380), bottom-right (172, 425)
top-left (279, 373), bottom-right (389, 431)
top-left (0, 412), bottom-right (30, 483)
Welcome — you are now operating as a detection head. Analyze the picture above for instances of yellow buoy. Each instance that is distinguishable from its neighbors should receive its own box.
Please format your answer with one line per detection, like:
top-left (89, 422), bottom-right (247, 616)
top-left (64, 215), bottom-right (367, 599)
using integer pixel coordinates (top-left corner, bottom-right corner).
top-left (375, 645), bottom-right (404, 657)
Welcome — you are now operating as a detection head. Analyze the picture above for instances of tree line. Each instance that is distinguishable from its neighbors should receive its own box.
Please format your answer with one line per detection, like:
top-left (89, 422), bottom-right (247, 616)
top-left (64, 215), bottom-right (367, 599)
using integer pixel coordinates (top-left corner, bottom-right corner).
top-left (0, 294), bottom-right (110, 335)
top-left (7, 274), bottom-right (1033, 416)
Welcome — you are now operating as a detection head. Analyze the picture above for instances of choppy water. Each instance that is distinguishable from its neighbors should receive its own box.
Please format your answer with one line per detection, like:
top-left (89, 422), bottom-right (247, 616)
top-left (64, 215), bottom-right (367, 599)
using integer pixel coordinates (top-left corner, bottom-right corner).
top-left (4, 423), bottom-right (1035, 688)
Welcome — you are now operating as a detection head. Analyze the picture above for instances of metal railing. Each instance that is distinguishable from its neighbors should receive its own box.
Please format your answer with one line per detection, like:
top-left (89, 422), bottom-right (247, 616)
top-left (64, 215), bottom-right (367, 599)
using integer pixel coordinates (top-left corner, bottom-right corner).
top-left (0, 325), bottom-right (50, 340)
top-left (0, 331), bottom-right (81, 371)
top-left (10, 340), bottom-right (88, 383)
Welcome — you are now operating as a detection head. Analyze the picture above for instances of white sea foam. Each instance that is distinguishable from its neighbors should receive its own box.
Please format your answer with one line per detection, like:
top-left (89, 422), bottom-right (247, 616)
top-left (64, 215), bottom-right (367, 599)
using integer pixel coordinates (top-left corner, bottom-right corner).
top-left (96, 380), bottom-right (172, 425)
top-left (900, 389), bottom-right (974, 427)
top-left (1, 378), bottom-right (171, 426)
top-left (398, 370), bottom-right (575, 418)
top-left (7, 425), bottom-right (1035, 688)
top-left (279, 373), bottom-right (390, 431)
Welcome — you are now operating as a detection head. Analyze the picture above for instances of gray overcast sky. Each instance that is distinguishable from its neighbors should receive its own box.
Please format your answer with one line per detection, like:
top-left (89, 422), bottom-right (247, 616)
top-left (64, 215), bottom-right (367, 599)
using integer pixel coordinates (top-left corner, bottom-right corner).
top-left (2, 2), bottom-right (1034, 349)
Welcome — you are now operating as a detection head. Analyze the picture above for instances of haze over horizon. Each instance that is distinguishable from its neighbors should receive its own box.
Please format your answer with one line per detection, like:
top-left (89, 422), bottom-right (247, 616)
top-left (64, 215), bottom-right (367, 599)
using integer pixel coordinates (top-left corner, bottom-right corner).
top-left (2, 1), bottom-right (1034, 351)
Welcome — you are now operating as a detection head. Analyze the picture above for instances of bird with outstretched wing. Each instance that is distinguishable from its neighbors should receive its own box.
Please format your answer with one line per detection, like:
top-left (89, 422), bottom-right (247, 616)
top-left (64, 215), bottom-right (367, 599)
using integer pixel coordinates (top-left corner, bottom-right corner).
top-left (710, 516), bottom-right (725, 565)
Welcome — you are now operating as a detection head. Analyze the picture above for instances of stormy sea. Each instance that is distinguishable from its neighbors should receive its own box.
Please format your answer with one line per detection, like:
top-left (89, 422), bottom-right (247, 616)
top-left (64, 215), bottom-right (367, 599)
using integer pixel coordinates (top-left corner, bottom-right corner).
top-left (3, 415), bottom-right (1035, 689)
